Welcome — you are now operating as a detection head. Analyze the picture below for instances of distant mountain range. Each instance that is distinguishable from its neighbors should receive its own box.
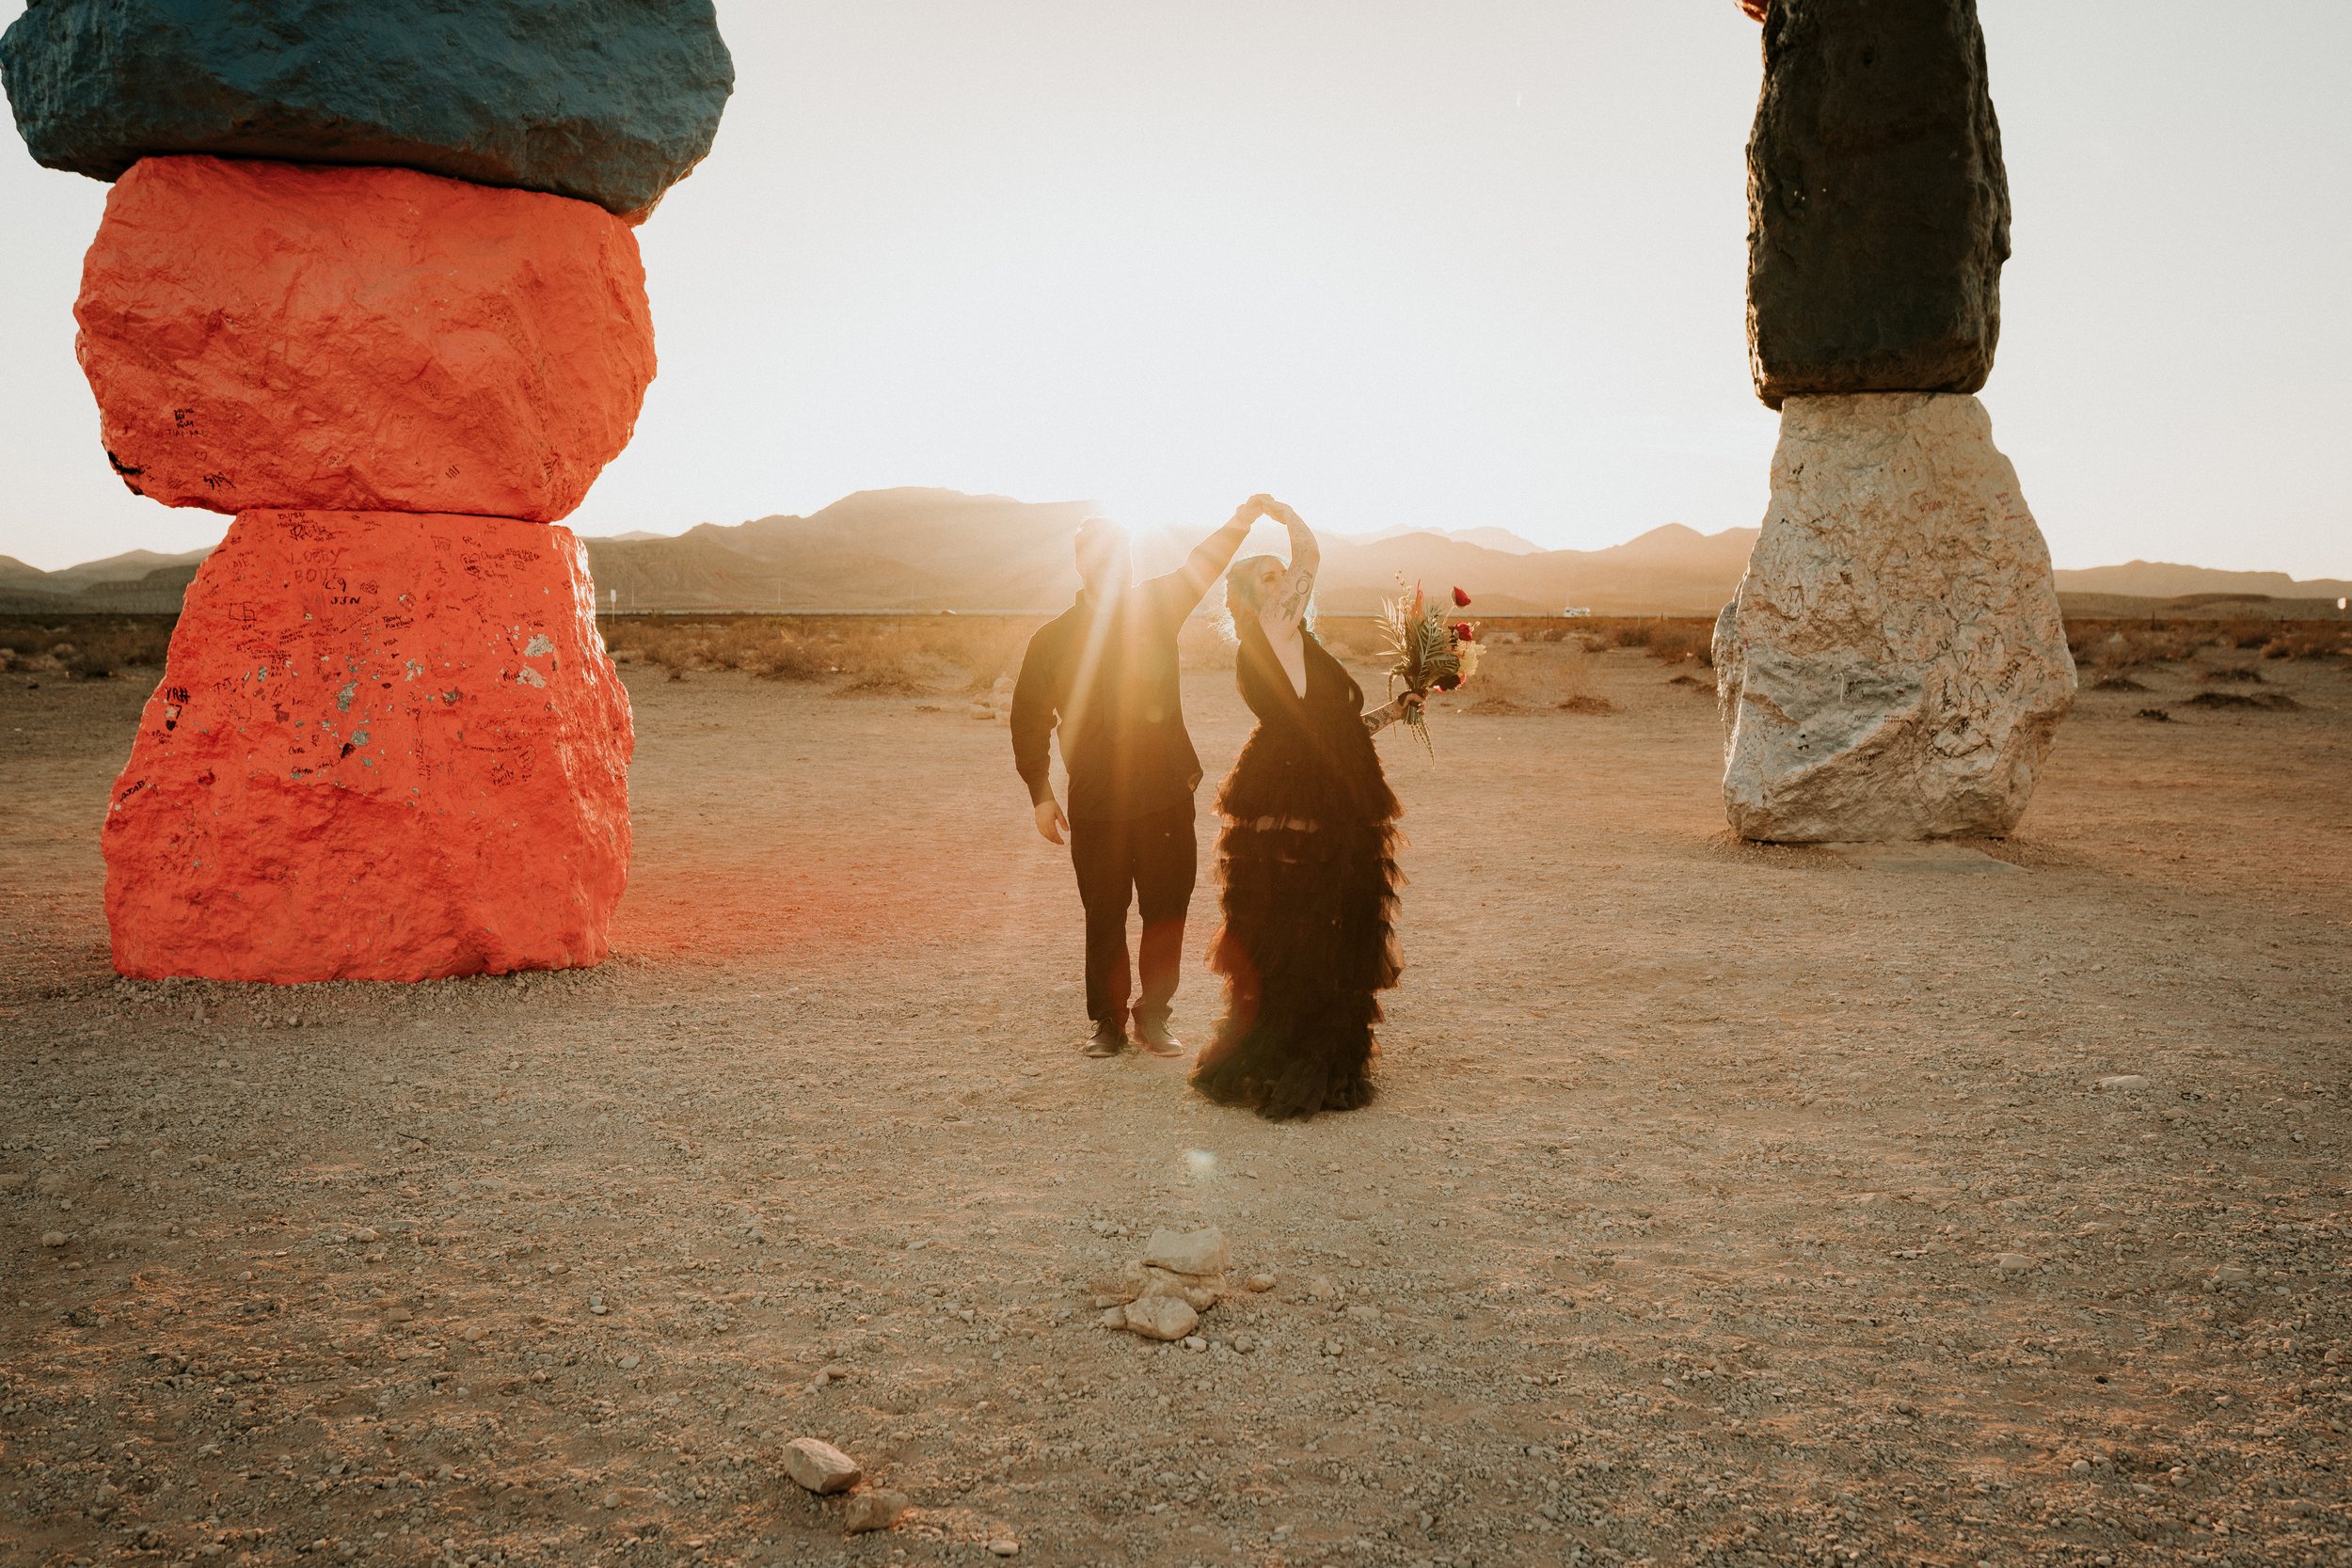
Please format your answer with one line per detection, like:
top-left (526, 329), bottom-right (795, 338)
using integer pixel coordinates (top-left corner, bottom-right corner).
top-left (2039, 560), bottom-right (2351, 602)
top-left (1339, 524), bottom-right (1548, 556)
top-left (576, 491), bottom-right (1762, 615)
top-left (0, 546), bottom-right (215, 612)
top-left (5, 489), bottom-right (2347, 618)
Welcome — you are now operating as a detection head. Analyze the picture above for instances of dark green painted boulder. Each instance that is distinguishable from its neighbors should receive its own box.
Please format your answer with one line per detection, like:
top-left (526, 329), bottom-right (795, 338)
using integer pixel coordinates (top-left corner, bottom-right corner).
top-left (1746, 0), bottom-right (2010, 407)
top-left (1, 0), bottom-right (731, 216)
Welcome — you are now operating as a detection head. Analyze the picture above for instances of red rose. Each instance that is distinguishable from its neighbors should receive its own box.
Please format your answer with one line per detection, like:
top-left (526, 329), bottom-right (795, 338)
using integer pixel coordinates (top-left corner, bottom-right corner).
top-left (1452, 586), bottom-right (1471, 608)
top-left (1453, 622), bottom-right (1475, 642)
top-left (1433, 673), bottom-right (1462, 691)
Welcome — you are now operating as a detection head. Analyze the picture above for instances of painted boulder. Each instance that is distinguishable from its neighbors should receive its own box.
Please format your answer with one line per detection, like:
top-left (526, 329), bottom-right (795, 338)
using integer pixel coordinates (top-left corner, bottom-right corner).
top-left (1712, 393), bottom-right (2074, 842)
top-left (1745, 0), bottom-right (2009, 407)
top-left (76, 156), bottom-right (656, 521)
top-left (0, 0), bottom-right (732, 217)
top-left (104, 509), bottom-right (636, 983)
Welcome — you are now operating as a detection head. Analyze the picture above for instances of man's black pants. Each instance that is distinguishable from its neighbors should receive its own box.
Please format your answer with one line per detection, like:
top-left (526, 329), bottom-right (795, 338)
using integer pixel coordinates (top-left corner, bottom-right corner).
top-left (1068, 801), bottom-right (1197, 1030)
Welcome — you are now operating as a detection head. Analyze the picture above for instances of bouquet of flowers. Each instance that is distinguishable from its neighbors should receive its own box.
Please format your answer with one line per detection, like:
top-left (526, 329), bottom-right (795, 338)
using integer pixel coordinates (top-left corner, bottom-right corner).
top-left (1377, 580), bottom-right (1478, 754)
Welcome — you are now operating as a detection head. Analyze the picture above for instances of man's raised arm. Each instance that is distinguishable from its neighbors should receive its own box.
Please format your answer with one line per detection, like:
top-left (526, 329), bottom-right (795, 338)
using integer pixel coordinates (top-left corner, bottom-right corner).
top-left (1167, 495), bottom-right (1271, 612)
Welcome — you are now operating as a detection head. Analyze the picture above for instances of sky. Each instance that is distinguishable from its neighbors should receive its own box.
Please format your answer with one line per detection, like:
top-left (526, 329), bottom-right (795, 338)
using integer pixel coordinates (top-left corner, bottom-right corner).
top-left (0, 0), bottom-right (2345, 578)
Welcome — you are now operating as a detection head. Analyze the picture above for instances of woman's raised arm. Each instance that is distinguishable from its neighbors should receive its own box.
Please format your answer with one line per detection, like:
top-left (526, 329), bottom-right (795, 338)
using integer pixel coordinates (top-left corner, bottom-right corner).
top-left (1263, 499), bottom-right (1319, 626)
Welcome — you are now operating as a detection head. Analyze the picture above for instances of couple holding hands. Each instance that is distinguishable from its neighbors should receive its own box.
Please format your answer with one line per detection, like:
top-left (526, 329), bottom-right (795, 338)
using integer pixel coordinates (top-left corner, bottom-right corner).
top-left (1010, 496), bottom-right (1421, 1120)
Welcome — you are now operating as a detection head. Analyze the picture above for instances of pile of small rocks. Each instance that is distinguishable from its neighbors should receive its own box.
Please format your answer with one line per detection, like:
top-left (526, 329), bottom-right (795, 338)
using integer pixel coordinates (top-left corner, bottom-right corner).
top-left (1090, 1226), bottom-right (1271, 1343)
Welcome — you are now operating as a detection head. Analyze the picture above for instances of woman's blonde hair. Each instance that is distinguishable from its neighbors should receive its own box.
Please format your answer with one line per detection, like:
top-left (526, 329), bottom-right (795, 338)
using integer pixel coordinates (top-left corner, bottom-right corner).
top-left (1223, 554), bottom-right (1283, 620)
top-left (1220, 554), bottom-right (1314, 642)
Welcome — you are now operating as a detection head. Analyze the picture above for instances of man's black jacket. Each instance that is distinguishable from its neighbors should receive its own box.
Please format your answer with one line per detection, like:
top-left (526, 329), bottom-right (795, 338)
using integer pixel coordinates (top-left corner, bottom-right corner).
top-left (1010, 572), bottom-right (1211, 822)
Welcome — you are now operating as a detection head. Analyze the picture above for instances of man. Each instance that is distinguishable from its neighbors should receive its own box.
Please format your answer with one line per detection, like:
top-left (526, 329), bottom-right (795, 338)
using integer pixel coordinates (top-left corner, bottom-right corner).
top-left (1011, 498), bottom-right (1268, 1058)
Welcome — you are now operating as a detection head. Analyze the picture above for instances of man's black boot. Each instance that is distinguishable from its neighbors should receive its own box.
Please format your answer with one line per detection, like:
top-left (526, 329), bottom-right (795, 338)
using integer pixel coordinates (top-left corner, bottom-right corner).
top-left (1084, 1018), bottom-right (1127, 1058)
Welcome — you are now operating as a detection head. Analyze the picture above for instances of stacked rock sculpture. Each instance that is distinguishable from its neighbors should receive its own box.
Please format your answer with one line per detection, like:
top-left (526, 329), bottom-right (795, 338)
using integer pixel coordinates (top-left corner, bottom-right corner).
top-left (1, 1), bottom-right (732, 979)
top-left (1091, 1227), bottom-right (1232, 1343)
top-left (1713, 0), bottom-right (2075, 842)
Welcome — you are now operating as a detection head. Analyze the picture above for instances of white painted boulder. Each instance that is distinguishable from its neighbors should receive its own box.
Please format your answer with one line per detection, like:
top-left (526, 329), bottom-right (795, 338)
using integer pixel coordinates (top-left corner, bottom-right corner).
top-left (1712, 392), bottom-right (2075, 842)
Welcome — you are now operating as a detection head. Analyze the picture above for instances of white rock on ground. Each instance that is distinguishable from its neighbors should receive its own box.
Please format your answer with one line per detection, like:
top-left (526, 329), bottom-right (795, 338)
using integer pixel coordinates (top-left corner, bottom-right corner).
top-left (1143, 1226), bottom-right (1229, 1275)
top-left (781, 1437), bottom-right (862, 1495)
top-left (1122, 1294), bottom-right (1200, 1341)
top-left (1093, 1259), bottom-right (1220, 1310)
top-left (1712, 392), bottom-right (2075, 842)
top-left (1138, 1264), bottom-right (1222, 1310)
top-left (844, 1488), bottom-right (910, 1533)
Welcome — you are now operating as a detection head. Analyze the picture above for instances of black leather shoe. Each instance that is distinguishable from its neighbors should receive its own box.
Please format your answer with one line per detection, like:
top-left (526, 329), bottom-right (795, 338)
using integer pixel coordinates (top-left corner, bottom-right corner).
top-left (1083, 1020), bottom-right (1127, 1058)
top-left (1132, 1013), bottom-right (1184, 1057)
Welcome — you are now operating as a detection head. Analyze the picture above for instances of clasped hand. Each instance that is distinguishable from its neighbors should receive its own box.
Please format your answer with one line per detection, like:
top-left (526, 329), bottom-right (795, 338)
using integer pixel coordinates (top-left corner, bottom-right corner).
top-left (1234, 493), bottom-right (1303, 529)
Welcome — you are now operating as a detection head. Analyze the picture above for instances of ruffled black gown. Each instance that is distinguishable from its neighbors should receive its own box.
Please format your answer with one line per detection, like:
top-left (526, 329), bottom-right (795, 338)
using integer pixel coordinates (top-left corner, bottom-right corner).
top-left (1190, 622), bottom-right (1403, 1119)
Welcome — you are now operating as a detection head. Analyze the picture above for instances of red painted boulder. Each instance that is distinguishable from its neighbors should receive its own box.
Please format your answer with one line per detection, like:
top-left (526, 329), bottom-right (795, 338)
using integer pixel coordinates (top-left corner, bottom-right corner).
top-left (104, 509), bottom-right (635, 982)
top-left (76, 156), bottom-right (656, 521)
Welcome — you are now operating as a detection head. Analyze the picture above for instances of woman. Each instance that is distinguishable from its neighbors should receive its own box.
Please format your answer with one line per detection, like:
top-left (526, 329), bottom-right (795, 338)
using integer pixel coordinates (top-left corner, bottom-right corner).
top-left (1190, 500), bottom-right (1418, 1119)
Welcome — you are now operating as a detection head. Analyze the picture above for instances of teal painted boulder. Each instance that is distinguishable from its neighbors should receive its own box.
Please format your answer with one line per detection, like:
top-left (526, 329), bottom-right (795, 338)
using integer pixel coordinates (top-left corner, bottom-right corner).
top-left (1, 0), bottom-right (731, 216)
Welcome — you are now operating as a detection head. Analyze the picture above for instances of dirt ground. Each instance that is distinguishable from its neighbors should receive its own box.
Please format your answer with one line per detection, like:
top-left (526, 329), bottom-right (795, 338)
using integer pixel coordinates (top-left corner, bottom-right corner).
top-left (3, 639), bottom-right (2349, 1568)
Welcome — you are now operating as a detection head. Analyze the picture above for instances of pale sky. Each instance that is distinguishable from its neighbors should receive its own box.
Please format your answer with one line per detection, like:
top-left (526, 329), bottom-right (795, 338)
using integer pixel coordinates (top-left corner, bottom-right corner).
top-left (1, 1), bottom-right (2344, 578)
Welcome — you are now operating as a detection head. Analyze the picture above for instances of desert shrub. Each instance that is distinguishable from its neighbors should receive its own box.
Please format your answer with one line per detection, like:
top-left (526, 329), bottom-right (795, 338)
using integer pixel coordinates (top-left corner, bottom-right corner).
top-left (2068, 617), bottom-right (2349, 669)
top-left (1176, 614), bottom-right (1396, 673)
top-left (832, 665), bottom-right (936, 698)
top-left (1462, 641), bottom-right (1599, 714)
top-left (2203, 618), bottom-right (2300, 651)
top-left (746, 626), bottom-right (838, 682)
top-left (0, 614), bottom-right (175, 677)
top-left (1552, 617), bottom-right (1717, 665)
top-left (1642, 622), bottom-right (1714, 665)
top-left (1308, 615), bottom-right (1460, 672)
top-left (905, 619), bottom-right (1036, 691)
top-left (2072, 624), bottom-right (2207, 672)
top-left (2260, 625), bottom-right (2352, 659)
top-left (1311, 614), bottom-right (1718, 663)
top-left (0, 621), bottom-right (71, 660)
top-left (597, 614), bottom-right (1043, 695)
top-left (2184, 690), bottom-right (2300, 712)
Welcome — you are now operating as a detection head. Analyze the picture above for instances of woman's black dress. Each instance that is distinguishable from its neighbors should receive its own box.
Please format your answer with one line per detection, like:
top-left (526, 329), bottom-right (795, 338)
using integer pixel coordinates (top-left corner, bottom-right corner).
top-left (1190, 621), bottom-right (1403, 1119)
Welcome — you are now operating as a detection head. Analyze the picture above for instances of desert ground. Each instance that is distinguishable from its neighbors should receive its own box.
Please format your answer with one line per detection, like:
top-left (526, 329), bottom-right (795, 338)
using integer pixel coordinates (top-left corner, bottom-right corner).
top-left (3, 625), bottom-right (2349, 1568)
